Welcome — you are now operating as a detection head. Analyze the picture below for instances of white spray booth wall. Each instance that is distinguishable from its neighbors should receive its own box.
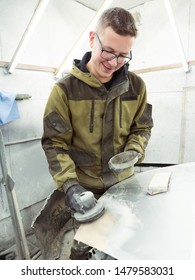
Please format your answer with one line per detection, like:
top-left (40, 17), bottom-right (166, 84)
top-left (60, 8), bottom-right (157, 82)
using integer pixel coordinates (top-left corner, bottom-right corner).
top-left (0, 0), bottom-right (195, 247)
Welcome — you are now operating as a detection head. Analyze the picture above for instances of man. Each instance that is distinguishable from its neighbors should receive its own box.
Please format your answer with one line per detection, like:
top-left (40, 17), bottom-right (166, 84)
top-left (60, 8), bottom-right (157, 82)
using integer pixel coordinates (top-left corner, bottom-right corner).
top-left (41, 7), bottom-right (153, 259)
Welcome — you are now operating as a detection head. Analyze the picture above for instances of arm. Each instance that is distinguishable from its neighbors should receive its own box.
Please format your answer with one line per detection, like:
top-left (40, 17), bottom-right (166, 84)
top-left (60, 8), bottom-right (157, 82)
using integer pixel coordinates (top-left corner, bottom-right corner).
top-left (42, 84), bottom-right (78, 191)
top-left (124, 76), bottom-right (153, 163)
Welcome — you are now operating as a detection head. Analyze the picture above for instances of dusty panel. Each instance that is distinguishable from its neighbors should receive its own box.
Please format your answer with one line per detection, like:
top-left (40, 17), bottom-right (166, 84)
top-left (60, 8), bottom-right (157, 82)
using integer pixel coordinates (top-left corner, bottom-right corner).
top-left (75, 163), bottom-right (195, 260)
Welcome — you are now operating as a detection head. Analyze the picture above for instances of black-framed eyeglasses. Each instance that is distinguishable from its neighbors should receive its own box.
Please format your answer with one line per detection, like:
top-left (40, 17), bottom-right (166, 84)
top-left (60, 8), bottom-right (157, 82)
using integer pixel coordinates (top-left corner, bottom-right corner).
top-left (95, 33), bottom-right (132, 64)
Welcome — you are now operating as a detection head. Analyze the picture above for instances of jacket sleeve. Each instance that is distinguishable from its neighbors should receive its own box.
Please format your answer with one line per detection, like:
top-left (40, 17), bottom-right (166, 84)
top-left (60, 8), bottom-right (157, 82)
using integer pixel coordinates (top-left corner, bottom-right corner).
top-left (42, 84), bottom-right (78, 191)
top-left (124, 77), bottom-right (153, 162)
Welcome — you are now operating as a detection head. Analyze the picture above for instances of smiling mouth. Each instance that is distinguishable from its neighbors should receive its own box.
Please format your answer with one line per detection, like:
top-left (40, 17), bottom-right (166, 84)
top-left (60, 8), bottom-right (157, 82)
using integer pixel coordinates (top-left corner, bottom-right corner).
top-left (102, 62), bottom-right (114, 73)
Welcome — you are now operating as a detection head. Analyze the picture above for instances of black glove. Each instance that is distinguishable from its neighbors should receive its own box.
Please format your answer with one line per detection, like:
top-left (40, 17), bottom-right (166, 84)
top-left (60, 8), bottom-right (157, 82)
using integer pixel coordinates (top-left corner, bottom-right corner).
top-left (64, 181), bottom-right (105, 223)
top-left (65, 183), bottom-right (87, 214)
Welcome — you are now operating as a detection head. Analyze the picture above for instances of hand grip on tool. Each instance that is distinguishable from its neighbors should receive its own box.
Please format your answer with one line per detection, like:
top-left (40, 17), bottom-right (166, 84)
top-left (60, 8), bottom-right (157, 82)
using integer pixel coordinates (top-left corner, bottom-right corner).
top-left (66, 184), bottom-right (104, 223)
top-left (108, 150), bottom-right (141, 172)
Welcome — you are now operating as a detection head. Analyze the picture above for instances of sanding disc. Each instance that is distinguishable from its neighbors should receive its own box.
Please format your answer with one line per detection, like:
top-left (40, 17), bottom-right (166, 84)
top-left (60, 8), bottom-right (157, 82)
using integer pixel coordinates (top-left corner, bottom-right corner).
top-left (74, 200), bottom-right (105, 223)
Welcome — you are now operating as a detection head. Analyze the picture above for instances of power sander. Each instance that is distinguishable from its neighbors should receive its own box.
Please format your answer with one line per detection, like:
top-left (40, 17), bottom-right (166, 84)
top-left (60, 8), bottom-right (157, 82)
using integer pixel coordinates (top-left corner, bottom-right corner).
top-left (74, 191), bottom-right (105, 223)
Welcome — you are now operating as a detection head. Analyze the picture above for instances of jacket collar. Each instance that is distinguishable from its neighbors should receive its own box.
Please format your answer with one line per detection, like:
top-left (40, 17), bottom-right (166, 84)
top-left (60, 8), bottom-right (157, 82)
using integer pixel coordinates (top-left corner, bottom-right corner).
top-left (73, 52), bottom-right (129, 89)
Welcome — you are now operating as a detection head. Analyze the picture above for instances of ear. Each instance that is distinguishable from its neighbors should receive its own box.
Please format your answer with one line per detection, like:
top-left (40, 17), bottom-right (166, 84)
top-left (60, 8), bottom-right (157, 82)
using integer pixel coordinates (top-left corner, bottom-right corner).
top-left (89, 31), bottom-right (96, 48)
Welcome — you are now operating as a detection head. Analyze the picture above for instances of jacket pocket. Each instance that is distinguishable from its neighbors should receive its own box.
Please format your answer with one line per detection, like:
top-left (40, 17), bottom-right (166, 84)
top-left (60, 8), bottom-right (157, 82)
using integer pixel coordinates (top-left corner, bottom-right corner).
top-left (44, 111), bottom-right (69, 137)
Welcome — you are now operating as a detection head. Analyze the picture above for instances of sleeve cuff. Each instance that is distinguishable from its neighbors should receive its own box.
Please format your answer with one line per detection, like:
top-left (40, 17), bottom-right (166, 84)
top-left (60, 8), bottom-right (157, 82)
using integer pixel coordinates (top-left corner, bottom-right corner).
top-left (62, 178), bottom-right (78, 193)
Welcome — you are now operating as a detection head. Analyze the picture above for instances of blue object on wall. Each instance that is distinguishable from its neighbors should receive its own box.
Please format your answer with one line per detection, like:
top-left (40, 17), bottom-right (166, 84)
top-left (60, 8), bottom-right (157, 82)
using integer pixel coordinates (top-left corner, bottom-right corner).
top-left (0, 91), bottom-right (20, 125)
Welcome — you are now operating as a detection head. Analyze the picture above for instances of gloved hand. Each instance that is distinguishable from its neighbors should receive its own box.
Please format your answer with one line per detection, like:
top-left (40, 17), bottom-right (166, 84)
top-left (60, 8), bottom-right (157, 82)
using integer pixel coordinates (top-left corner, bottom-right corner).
top-left (108, 150), bottom-right (142, 172)
top-left (65, 183), bottom-right (88, 214)
top-left (63, 182), bottom-right (105, 223)
top-left (62, 180), bottom-right (104, 223)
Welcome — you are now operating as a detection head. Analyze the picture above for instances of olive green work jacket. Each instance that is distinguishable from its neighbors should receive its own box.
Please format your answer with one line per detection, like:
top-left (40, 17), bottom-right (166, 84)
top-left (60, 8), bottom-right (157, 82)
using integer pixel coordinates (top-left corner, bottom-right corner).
top-left (42, 55), bottom-right (153, 194)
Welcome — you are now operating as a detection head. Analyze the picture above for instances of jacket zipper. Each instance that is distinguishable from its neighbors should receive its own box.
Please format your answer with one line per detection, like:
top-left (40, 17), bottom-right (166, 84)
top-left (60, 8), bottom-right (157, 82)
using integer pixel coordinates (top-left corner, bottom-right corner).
top-left (89, 100), bottom-right (95, 133)
top-left (120, 96), bottom-right (122, 128)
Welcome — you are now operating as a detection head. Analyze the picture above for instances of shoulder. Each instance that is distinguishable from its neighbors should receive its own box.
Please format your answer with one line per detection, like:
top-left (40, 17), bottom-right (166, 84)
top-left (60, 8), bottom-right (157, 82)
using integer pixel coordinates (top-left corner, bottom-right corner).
top-left (127, 71), bottom-right (146, 95)
top-left (128, 71), bottom-right (145, 85)
top-left (56, 73), bottom-right (73, 91)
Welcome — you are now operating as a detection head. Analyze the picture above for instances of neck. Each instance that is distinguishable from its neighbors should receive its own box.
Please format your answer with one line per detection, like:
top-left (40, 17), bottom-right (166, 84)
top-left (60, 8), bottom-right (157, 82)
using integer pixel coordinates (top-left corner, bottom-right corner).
top-left (86, 61), bottom-right (113, 83)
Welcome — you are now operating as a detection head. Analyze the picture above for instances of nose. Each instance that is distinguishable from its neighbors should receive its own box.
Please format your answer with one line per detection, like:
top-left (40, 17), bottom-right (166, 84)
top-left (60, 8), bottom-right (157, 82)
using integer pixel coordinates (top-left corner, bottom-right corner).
top-left (107, 57), bottom-right (118, 67)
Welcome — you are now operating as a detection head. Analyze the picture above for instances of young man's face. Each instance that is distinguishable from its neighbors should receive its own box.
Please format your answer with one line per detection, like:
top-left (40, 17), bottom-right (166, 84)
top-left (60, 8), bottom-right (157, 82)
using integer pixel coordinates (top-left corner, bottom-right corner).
top-left (88, 26), bottom-right (134, 83)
